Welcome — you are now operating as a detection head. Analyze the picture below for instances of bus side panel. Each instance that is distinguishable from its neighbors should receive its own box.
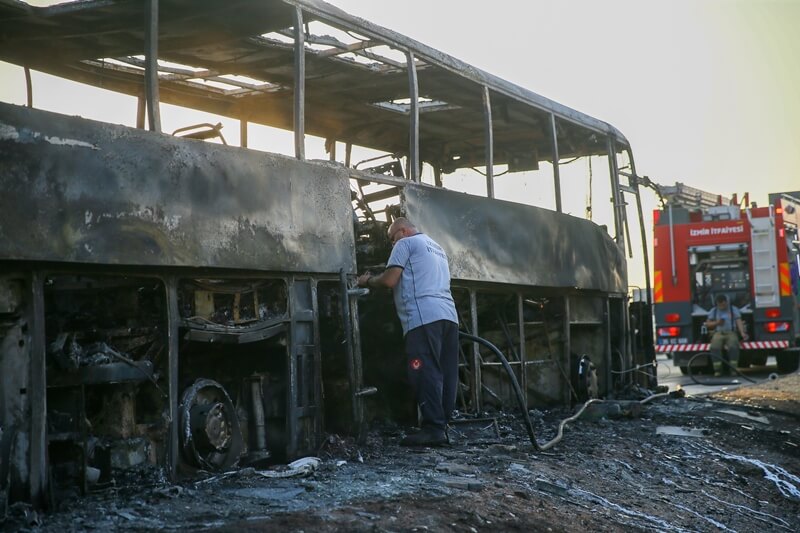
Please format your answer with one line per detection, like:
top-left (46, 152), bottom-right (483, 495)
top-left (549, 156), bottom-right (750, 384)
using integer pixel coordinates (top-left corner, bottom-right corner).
top-left (402, 184), bottom-right (627, 292)
top-left (0, 103), bottom-right (355, 274)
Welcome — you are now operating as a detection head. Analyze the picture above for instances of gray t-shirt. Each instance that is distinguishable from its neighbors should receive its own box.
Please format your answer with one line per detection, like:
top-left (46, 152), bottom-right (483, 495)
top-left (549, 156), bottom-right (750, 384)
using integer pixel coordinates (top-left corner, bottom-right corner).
top-left (708, 305), bottom-right (741, 332)
top-left (386, 233), bottom-right (458, 335)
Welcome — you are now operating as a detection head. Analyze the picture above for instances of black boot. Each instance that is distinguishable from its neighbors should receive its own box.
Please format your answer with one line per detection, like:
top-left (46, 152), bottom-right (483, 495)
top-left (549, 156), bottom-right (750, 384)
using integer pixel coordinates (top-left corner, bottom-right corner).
top-left (400, 427), bottom-right (447, 447)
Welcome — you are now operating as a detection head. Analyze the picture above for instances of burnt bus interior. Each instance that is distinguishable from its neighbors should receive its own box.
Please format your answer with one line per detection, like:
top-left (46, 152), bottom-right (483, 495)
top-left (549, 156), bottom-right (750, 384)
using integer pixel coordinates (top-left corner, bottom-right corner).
top-left (0, 0), bottom-right (654, 508)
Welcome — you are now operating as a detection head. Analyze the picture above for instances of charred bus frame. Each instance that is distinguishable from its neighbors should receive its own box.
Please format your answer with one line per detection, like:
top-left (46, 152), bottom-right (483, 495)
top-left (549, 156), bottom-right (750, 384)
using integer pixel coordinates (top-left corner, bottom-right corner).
top-left (0, 0), bottom-right (653, 507)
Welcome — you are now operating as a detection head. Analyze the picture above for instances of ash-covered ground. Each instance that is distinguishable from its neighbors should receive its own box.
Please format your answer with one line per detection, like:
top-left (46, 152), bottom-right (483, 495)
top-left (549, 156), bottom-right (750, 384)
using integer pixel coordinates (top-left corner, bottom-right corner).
top-left (5, 375), bottom-right (800, 532)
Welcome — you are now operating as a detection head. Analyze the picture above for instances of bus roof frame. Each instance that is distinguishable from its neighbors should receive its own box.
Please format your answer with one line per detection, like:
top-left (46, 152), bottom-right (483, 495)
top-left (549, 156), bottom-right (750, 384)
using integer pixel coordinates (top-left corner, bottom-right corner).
top-left (0, 0), bottom-right (631, 167)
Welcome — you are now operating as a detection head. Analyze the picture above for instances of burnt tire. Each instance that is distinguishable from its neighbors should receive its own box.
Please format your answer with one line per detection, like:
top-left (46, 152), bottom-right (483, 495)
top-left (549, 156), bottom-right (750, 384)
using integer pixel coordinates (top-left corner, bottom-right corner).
top-left (776, 352), bottom-right (800, 374)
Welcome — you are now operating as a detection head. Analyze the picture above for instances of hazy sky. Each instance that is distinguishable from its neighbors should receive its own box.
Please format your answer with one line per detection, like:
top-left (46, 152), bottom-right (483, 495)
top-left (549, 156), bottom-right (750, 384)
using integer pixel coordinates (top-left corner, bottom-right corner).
top-left (2, 0), bottom-right (799, 288)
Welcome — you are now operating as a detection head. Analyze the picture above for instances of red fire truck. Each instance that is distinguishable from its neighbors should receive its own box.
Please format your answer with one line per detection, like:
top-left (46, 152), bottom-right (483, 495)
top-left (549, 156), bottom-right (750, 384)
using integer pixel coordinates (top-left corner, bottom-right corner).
top-left (652, 185), bottom-right (800, 374)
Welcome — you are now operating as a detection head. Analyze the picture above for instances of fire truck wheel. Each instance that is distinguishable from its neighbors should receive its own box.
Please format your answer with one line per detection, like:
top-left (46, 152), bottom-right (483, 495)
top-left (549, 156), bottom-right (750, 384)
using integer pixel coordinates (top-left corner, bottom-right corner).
top-left (679, 366), bottom-right (689, 376)
top-left (776, 352), bottom-right (800, 374)
top-left (749, 354), bottom-right (768, 366)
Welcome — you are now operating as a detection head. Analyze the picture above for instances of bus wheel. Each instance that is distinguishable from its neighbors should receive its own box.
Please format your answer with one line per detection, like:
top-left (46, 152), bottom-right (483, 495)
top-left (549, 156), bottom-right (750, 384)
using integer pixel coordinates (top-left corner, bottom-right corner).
top-left (776, 352), bottom-right (800, 374)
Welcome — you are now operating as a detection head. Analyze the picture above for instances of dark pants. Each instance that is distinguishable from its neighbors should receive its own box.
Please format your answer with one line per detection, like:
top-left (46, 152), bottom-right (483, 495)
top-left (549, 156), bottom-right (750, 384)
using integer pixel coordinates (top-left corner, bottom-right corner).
top-left (404, 320), bottom-right (459, 431)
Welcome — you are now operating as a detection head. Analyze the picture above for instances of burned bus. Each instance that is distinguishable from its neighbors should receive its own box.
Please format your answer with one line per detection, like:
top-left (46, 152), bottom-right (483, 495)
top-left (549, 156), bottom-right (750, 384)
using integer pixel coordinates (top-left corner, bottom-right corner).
top-left (0, 0), bottom-right (652, 507)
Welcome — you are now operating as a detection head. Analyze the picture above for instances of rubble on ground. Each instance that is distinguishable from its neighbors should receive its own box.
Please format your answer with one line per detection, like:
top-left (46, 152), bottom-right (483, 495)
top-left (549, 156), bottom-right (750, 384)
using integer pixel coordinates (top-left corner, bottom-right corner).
top-left (4, 378), bottom-right (799, 532)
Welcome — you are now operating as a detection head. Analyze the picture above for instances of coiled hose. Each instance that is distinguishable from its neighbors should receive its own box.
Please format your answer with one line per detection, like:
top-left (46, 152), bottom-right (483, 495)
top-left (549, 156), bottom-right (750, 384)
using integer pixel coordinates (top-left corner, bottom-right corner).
top-left (686, 351), bottom-right (758, 386)
top-left (459, 331), bottom-right (669, 451)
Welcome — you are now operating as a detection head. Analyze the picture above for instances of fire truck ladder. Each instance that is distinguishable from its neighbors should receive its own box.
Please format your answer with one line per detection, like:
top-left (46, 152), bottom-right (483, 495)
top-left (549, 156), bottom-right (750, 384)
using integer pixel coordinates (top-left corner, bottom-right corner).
top-left (748, 208), bottom-right (780, 308)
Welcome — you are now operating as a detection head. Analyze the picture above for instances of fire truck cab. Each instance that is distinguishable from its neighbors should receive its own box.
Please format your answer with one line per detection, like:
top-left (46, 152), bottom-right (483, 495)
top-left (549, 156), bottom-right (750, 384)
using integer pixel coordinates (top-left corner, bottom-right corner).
top-left (652, 186), bottom-right (800, 374)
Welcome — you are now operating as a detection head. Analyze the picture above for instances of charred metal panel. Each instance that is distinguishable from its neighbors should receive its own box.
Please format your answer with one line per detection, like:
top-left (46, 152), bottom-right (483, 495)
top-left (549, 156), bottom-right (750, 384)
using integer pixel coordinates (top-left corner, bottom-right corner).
top-left (402, 184), bottom-right (627, 293)
top-left (0, 103), bottom-right (355, 274)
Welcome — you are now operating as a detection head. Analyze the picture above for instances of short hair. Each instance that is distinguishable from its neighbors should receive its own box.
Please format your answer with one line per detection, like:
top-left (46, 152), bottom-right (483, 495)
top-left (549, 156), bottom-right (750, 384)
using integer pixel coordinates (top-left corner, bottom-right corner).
top-left (715, 294), bottom-right (728, 304)
top-left (391, 217), bottom-right (415, 230)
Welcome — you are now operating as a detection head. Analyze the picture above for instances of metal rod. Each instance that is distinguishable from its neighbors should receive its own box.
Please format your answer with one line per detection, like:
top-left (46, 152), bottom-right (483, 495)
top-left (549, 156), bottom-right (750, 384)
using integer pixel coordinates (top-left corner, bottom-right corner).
top-left (339, 270), bottom-right (360, 435)
top-left (562, 296), bottom-right (571, 405)
top-left (24, 66), bottom-right (32, 108)
top-left (348, 282), bottom-right (366, 442)
top-left (517, 294), bottom-right (527, 407)
top-left (293, 6), bottom-right (306, 160)
top-left (144, 0), bottom-right (161, 132)
top-left (406, 50), bottom-right (420, 182)
top-left (345, 142), bottom-right (353, 167)
top-left (618, 296), bottom-right (632, 388)
top-left (482, 85), bottom-right (494, 198)
top-left (165, 277), bottom-right (180, 480)
top-left (310, 280), bottom-right (325, 441)
top-left (614, 154), bottom-right (635, 259)
top-left (240, 119), bottom-right (248, 148)
top-left (607, 137), bottom-right (625, 251)
top-left (287, 278), bottom-right (299, 457)
top-left (604, 298), bottom-right (612, 395)
top-left (628, 151), bottom-right (656, 388)
top-left (29, 272), bottom-right (47, 506)
top-left (470, 289), bottom-right (481, 412)
top-left (550, 113), bottom-right (562, 212)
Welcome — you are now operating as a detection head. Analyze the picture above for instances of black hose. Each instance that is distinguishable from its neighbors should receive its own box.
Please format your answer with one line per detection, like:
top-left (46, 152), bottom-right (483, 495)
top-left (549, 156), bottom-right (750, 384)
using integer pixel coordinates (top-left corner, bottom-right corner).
top-left (459, 331), bottom-right (670, 451)
top-left (686, 351), bottom-right (757, 386)
top-left (458, 331), bottom-right (539, 449)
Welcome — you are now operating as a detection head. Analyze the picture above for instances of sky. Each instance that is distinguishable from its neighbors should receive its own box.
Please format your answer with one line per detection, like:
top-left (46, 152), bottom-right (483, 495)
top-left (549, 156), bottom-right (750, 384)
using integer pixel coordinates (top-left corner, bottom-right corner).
top-left (2, 0), bottom-right (799, 289)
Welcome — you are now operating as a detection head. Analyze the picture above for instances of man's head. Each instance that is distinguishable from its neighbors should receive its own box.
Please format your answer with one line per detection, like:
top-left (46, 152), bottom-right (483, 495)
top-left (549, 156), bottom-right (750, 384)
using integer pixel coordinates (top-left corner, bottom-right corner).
top-left (387, 217), bottom-right (417, 246)
top-left (715, 294), bottom-right (729, 309)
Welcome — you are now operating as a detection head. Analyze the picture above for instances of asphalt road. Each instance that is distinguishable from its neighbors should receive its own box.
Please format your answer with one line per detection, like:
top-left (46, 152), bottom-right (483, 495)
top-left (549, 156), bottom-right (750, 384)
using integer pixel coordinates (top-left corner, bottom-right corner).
top-left (656, 352), bottom-right (782, 396)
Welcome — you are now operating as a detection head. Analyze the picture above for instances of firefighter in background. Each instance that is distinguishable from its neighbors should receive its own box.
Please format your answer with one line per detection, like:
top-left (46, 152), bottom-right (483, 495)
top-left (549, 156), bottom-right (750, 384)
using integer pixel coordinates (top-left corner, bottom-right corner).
top-left (704, 294), bottom-right (749, 375)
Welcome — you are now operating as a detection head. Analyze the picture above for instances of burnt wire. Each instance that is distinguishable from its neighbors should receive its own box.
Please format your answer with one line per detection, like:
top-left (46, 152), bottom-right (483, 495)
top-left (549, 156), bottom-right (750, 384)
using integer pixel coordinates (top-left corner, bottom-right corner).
top-left (470, 167), bottom-right (509, 178)
top-left (611, 348), bottom-right (666, 378)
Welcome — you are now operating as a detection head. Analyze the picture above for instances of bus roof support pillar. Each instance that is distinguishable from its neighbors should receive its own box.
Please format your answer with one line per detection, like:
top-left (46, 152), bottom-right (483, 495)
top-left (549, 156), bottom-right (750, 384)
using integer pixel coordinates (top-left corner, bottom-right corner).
top-left (482, 85), bottom-right (494, 198)
top-left (24, 66), bottom-right (33, 108)
top-left (406, 50), bottom-right (420, 182)
top-left (293, 6), bottom-right (306, 160)
top-left (144, 0), bottom-right (161, 133)
top-left (550, 113), bottom-right (562, 212)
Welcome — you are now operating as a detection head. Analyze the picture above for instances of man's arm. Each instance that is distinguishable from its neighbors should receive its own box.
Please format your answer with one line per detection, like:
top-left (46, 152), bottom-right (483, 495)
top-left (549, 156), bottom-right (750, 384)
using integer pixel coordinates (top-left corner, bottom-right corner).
top-left (735, 317), bottom-right (748, 340)
top-left (357, 267), bottom-right (402, 289)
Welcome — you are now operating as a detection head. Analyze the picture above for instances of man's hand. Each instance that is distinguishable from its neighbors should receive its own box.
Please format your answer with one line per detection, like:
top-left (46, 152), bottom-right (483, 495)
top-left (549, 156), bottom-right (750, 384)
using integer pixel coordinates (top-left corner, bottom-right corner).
top-left (740, 332), bottom-right (749, 341)
top-left (357, 272), bottom-right (372, 288)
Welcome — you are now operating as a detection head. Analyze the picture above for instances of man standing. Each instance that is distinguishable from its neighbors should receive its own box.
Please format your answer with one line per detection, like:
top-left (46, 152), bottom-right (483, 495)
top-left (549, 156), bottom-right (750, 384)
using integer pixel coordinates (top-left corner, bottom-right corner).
top-left (704, 294), bottom-right (748, 375)
top-left (358, 217), bottom-right (459, 446)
